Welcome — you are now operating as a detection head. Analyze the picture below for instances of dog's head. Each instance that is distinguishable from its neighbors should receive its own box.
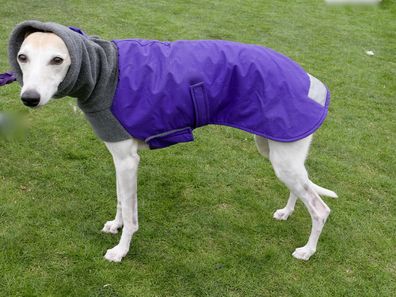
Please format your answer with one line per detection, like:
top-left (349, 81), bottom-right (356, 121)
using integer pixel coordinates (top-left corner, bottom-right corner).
top-left (17, 32), bottom-right (71, 107)
top-left (8, 21), bottom-right (91, 109)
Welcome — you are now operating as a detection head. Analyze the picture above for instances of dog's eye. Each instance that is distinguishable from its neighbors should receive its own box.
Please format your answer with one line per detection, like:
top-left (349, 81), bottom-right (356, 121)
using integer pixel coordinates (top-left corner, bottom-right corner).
top-left (50, 57), bottom-right (64, 65)
top-left (18, 54), bottom-right (28, 63)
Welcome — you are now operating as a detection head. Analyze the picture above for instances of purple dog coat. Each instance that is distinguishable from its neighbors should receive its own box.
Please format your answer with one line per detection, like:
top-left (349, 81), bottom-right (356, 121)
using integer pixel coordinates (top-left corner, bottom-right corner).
top-left (111, 39), bottom-right (329, 149)
top-left (8, 22), bottom-right (330, 147)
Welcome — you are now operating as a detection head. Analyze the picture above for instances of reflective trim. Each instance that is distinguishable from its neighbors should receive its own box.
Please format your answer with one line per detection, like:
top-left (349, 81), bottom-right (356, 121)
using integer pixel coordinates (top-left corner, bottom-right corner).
top-left (307, 73), bottom-right (327, 106)
top-left (145, 127), bottom-right (192, 142)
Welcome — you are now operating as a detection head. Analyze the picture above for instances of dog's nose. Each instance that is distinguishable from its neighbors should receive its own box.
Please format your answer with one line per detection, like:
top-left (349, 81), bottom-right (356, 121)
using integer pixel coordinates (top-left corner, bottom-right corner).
top-left (21, 90), bottom-right (40, 107)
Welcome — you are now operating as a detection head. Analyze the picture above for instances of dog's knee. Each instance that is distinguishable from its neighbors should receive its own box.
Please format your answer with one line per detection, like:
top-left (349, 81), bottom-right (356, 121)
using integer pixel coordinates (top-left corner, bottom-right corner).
top-left (313, 200), bottom-right (331, 223)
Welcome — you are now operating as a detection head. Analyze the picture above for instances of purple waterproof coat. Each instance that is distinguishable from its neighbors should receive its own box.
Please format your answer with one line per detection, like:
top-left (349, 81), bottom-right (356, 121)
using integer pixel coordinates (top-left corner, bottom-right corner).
top-left (111, 39), bottom-right (329, 149)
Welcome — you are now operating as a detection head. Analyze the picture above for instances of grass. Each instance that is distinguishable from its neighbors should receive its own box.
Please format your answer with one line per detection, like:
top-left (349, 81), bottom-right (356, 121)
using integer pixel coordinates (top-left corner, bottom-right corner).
top-left (0, 0), bottom-right (395, 296)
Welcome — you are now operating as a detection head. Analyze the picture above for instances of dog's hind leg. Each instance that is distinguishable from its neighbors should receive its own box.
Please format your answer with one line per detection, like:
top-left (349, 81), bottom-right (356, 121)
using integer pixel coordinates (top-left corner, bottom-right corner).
top-left (269, 135), bottom-right (330, 260)
top-left (273, 192), bottom-right (298, 220)
top-left (103, 138), bottom-right (140, 262)
top-left (272, 181), bottom-right (337, 221)
top-left (255, 135), bottom-right (299, 220)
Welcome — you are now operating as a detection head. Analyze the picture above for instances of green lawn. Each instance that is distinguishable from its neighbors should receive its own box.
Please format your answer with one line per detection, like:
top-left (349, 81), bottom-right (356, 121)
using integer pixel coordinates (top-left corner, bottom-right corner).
top-left (0, 1), bottom-right (395, 296)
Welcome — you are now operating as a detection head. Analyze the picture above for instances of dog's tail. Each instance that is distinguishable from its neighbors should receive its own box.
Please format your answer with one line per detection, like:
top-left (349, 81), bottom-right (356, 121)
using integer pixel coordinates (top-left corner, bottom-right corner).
top-left (309, 181), bottom-right (338, 198)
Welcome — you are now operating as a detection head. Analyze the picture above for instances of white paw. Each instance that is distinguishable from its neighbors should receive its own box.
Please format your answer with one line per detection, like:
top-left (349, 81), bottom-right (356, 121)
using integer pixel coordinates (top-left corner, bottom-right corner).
top-left (273, 208), bottom-right (293, 220)
top-left (102, 220), bottom-right (123, 234)
top-left (292, 246), bottom-right (316, 261)
top-left (104, 245), bottom-right (128, 262)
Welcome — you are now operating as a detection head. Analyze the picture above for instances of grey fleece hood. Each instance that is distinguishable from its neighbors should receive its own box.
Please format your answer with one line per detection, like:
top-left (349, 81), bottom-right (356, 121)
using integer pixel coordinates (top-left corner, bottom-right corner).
top-left (8, 20), bottom-right (130, 142)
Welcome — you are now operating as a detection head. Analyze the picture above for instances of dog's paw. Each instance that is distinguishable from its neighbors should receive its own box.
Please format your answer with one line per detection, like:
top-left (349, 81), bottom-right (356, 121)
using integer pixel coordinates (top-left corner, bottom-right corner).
top-left (292, 246), bottom-right (316, 261)
top-left (104, 245), bottom-right (128, 262)
top-left (273, 207), bottom-right (294, 220)
top-left (102, 220), bottom-right (123, 234)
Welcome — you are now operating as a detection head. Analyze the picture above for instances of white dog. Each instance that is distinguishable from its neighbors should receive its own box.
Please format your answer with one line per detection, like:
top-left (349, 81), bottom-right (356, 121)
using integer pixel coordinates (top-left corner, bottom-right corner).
top-left (13, 30), bottom-right (337, 262)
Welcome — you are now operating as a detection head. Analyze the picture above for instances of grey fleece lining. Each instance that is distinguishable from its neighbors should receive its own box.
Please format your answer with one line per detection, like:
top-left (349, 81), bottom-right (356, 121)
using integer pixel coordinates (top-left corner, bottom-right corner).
top-left (8, 20), bottom-right (131, 142)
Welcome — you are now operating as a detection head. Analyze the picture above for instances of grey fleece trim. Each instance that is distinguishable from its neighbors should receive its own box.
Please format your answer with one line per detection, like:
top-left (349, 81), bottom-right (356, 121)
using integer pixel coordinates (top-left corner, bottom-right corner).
top-left (84, 109), bottom-right (131, 142)
top-left (8, 20), bottom-right (131, 142)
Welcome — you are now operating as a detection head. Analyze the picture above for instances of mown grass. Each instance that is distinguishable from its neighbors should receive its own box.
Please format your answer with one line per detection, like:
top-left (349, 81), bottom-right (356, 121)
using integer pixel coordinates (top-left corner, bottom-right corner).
top-left (0, 1), bottom-right (395, 296)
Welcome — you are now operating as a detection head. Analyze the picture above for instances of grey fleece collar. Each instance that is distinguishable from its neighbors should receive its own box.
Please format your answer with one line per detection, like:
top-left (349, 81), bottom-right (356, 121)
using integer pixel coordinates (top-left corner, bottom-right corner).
top-left (8, 20), bottom-right (130, 142)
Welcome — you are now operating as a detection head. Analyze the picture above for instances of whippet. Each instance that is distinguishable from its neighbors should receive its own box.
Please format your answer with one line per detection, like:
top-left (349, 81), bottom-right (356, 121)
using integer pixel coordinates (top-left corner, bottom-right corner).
top-left (11, 26), bottom-right (337, 262)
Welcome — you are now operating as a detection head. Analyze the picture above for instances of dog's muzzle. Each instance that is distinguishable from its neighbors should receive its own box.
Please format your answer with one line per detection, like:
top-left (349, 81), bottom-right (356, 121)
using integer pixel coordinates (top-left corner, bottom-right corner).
top-left (21, 90), bottom-right (40, 107)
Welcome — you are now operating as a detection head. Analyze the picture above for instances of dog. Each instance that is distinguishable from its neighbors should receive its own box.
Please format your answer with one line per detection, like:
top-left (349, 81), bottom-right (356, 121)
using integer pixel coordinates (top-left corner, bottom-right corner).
top-left (9, 21), bottom-right (337, 262)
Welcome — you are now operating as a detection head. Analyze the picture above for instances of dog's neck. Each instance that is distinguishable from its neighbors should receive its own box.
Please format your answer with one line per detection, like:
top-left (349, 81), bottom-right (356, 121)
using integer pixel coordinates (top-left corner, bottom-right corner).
top-left (61, 38), bottom-right (119, 114)
top-left (61, 37), bottom-right (131, 142)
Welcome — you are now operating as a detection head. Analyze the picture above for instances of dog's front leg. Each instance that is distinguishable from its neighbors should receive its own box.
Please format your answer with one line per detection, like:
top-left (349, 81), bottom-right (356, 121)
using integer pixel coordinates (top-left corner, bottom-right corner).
top-left (103, 138), bottom-right (140, 262)
top-left (102, 177), bottom-right (123, 234)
